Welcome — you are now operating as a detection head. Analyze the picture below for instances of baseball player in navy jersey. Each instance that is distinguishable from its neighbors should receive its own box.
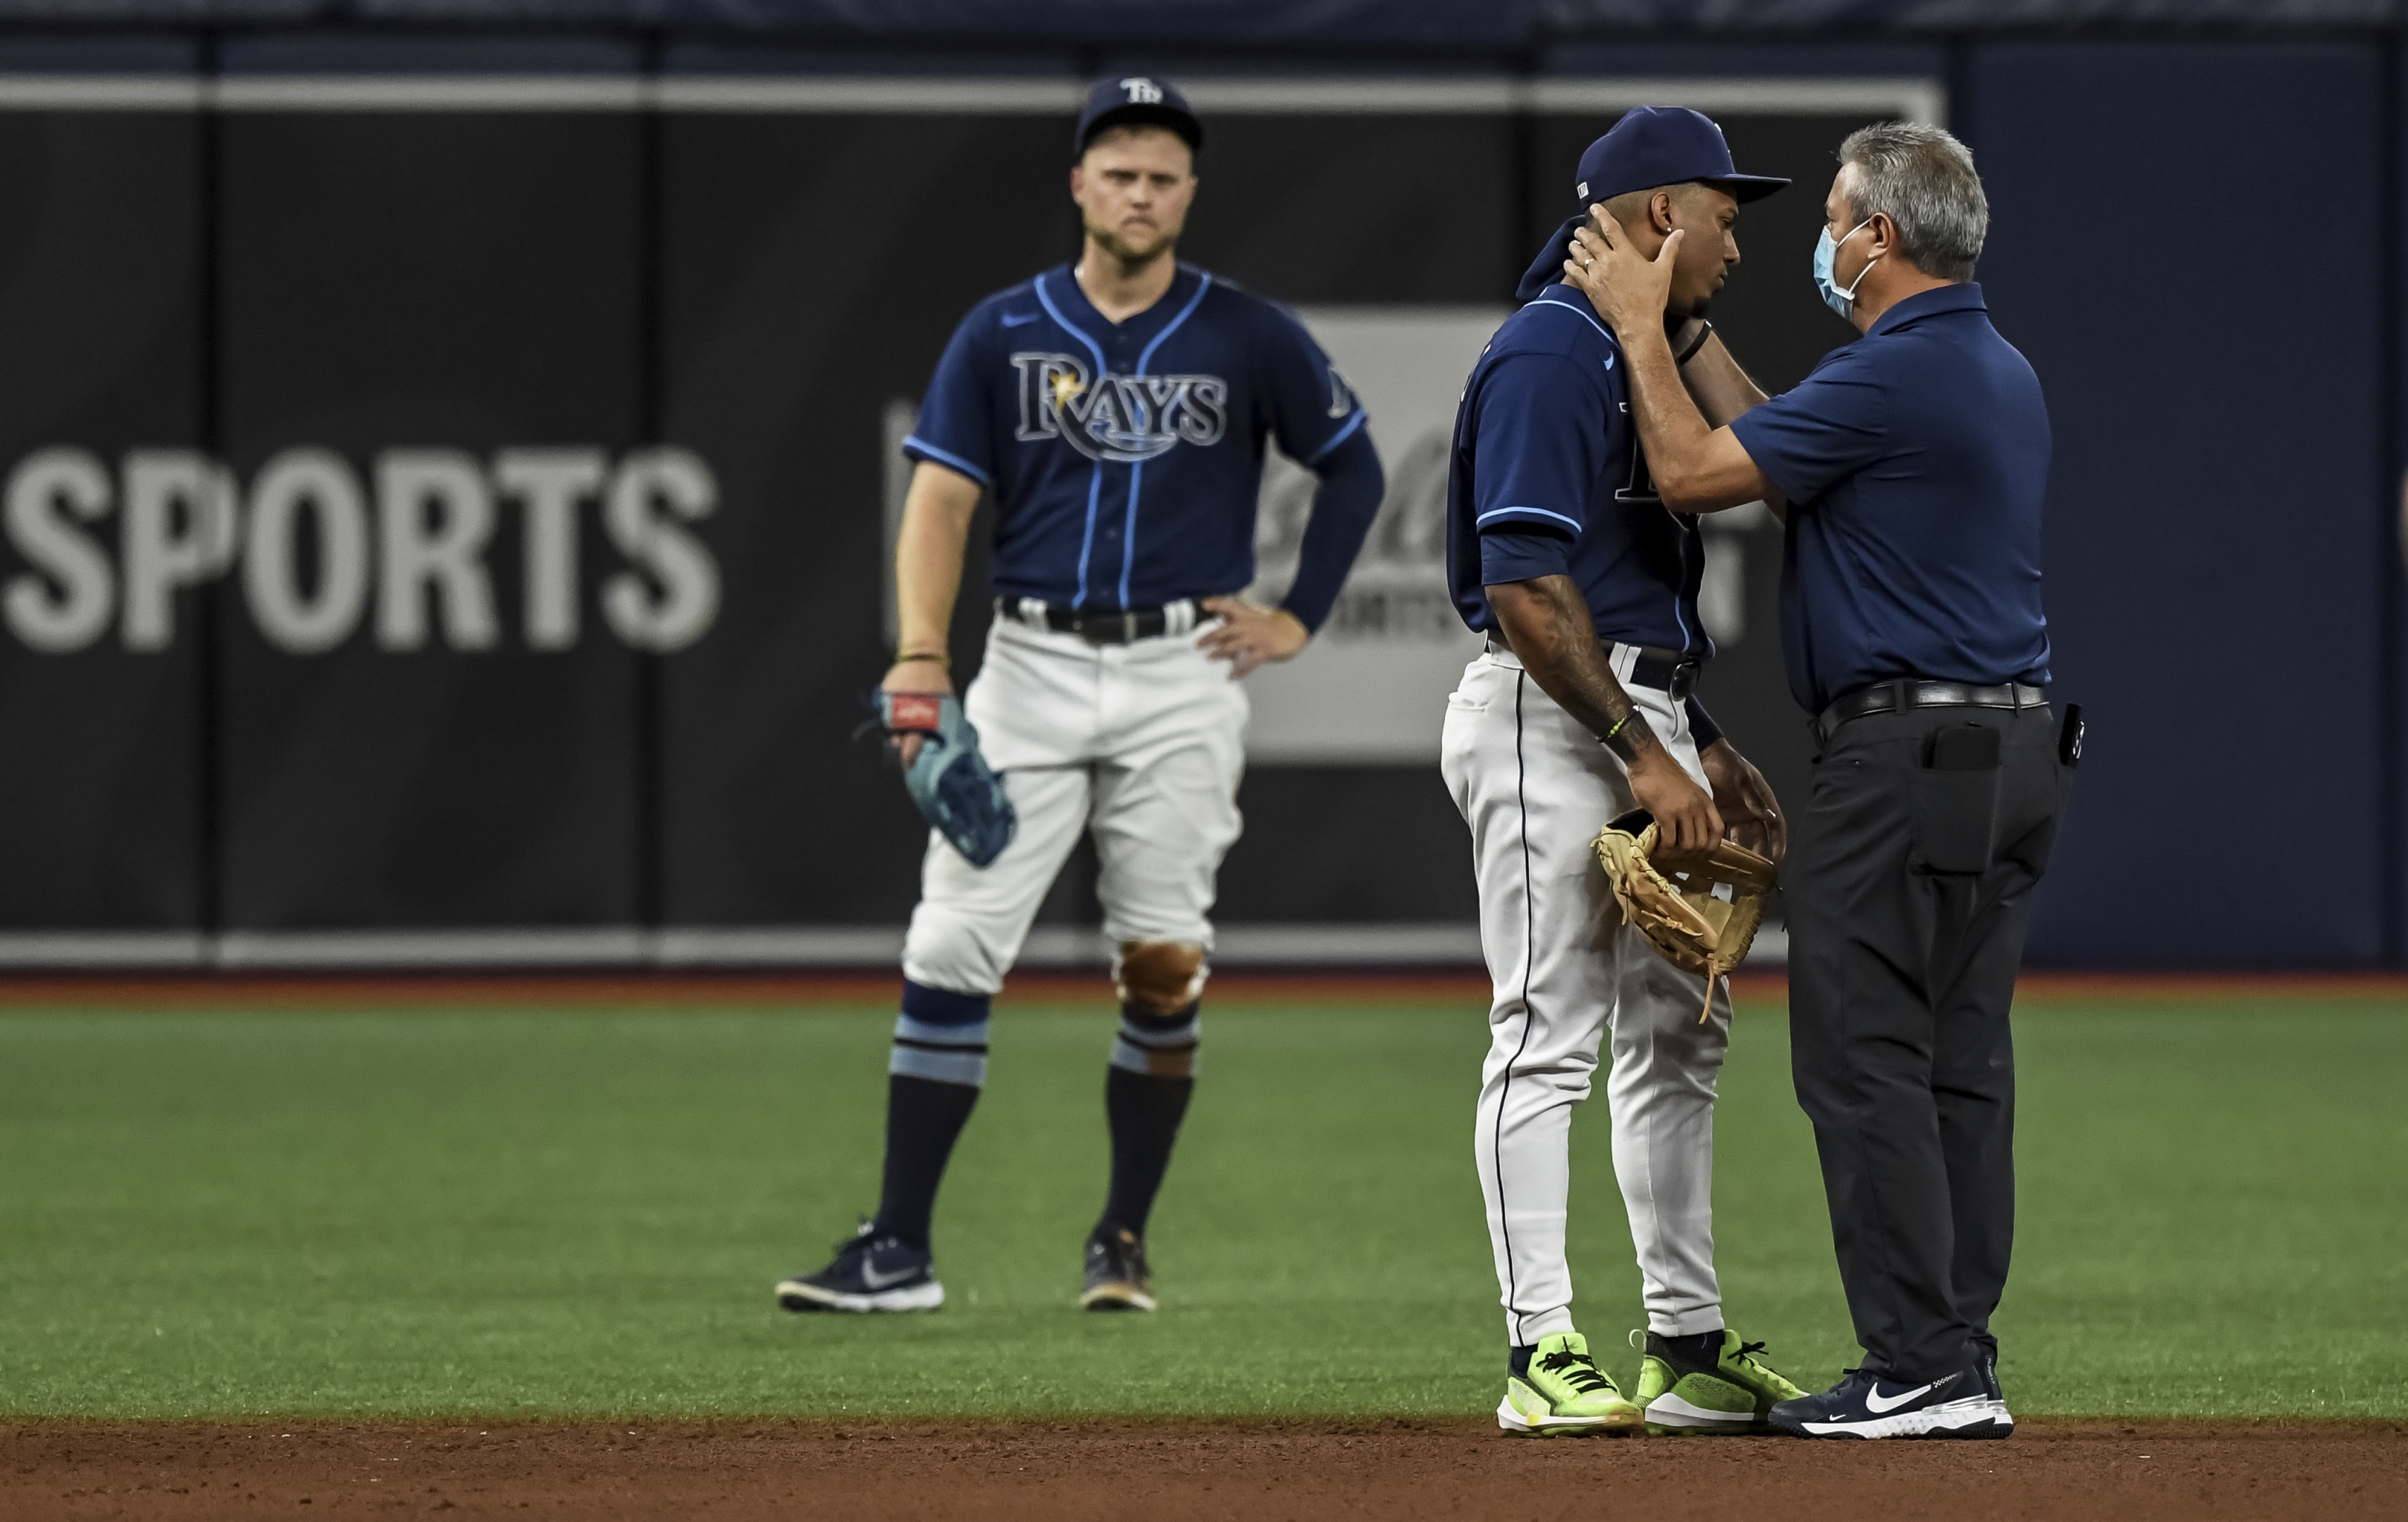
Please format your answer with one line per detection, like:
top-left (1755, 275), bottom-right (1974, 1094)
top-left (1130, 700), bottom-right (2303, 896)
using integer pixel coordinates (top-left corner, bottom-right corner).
top-left (1441, 108), bottom-right (1810, 1436)
top-left (778, 77), bottom-right (1385, 1316)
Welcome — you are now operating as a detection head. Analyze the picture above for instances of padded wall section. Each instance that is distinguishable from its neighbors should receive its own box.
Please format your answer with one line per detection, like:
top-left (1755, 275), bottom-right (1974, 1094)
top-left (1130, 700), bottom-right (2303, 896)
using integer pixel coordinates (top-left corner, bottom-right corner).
top-left (656, 111), bottom-right (1069, 924)
top-left (1217, 768), bottom-right (1478, 922)
top-left (1172, 112), bottom-right (1519, 302)
top-left (214, 102), bottom-right (646, 928)
top-left (0, 104), bottom-right (204, 927)
top-left (1145, 110), bottom-right (1515, 922)
top-left (1970, 42), bottom-right (2384, 965)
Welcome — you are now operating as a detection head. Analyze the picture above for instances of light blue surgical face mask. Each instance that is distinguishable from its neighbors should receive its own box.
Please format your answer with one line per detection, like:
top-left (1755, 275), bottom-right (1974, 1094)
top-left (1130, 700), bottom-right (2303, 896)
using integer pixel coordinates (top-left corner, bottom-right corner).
top-left (1813, 217), bottom-right (1878, 318)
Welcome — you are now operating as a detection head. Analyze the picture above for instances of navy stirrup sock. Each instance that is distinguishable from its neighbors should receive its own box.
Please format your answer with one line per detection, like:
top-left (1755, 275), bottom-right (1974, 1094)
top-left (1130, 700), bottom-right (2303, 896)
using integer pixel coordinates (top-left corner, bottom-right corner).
top-left (1096, 1000), bottom-right (1200, 1238)
top-left (1659, 1329), bottom-right (1725, 1367)
top-left (871, 980), bottom-right (990, 1252)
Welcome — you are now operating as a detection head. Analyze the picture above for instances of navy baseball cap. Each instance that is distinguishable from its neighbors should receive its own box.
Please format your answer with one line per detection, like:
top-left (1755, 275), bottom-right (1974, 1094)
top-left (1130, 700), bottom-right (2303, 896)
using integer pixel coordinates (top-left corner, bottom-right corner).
top-left (1516, 105), bottom-right (1786, 300)
top-left (1574, 106), bottom-right (1787, 208)
top-left (1075, 75), bottom-right (1203, 159)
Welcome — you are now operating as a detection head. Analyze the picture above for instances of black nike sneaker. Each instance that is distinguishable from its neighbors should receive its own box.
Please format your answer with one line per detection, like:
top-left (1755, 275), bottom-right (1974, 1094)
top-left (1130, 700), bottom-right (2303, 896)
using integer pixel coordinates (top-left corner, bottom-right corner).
top-left (775, 1222), bottom-right (943, 1313)
top-left (1768, 1362), bottom-right (1998, 1439)
top-left (1078, 1225), bottom-right (1156, 1312)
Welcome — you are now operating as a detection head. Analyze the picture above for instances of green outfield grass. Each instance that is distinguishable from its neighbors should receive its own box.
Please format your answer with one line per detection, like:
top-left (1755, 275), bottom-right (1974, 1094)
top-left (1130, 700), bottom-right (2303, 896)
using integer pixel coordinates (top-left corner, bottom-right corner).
top-left (0, 988), bottom-right (2400, 1420)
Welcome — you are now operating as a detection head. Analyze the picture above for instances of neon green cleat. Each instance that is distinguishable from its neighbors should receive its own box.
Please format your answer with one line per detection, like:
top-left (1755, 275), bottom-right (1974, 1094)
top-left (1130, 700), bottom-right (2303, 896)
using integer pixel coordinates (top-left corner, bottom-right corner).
top-left (1631, 1329), bottom-right (1807, 1435)
top-left (1497, 1332), bottom-right (1644, 1438)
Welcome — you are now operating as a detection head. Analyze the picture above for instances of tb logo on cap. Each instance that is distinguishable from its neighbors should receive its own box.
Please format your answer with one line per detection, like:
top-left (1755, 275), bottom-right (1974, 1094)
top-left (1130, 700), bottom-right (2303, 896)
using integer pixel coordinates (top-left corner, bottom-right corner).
top-left (1120, 77), bottom-right (1165, 105)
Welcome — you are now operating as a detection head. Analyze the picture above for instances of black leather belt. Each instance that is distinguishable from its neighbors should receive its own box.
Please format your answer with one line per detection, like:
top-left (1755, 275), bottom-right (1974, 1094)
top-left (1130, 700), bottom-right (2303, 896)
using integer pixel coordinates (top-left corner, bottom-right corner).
top-left (1814, 677), bottom-right (2048, 745)
top-left (1485, 634), bottom-right (1701, 702)
top-left (998, 597), bottom-right (1196, 645)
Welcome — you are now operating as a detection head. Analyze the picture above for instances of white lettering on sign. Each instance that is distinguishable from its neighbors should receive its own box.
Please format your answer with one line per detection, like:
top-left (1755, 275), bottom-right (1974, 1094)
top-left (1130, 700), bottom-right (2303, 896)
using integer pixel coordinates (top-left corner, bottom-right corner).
top-left (0, 445), bottom-right (725, 656)
top-left (376, 449), bottom-right (499, 652)
top-left (245, 448), bottom-right (372, 654)
top-left (5, 448), bottom-right (117, 652)
top-left (495, 447), bottom-right (608, 652)
top-left (601, 446), bottom-right (719, 653)
top-left (121, 450), bottom-right (238, 651)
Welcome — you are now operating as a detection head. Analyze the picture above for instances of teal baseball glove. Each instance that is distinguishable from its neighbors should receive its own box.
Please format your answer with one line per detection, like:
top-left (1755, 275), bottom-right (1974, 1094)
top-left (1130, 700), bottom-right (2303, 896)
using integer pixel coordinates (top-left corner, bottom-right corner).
top-left (872, 690), bottom-right (1016, 868)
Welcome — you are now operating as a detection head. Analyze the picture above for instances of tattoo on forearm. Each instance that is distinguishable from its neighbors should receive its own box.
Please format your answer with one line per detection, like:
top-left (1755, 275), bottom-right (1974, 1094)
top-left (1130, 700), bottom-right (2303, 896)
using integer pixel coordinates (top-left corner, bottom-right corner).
top-left (1533, 582), bottom-right (1658, 762)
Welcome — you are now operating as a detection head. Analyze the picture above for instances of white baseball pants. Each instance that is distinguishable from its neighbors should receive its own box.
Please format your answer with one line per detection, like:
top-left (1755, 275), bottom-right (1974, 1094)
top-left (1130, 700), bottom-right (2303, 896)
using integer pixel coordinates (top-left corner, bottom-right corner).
top-left (901, 613), bottom-right (1248, 995)
top-left (1441, 642), bottom-right (1732, 1344)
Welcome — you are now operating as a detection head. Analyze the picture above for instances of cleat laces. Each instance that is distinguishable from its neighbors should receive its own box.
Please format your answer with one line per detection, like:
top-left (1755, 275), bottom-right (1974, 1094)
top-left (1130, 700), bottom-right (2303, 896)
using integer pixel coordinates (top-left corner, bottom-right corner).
top-left (1732, 1339), bottom-right (1779, 1376)
top-left (830, 1220), bottom-right (889, 1265)
top-left (1537, 1347), bottom-right (1616, 1395)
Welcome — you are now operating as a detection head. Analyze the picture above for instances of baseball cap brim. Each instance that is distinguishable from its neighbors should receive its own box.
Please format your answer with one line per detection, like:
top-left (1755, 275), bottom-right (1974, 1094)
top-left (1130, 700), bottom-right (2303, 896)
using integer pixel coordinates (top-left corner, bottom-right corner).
top-left (1717, 172), bottom-right (1791, 204)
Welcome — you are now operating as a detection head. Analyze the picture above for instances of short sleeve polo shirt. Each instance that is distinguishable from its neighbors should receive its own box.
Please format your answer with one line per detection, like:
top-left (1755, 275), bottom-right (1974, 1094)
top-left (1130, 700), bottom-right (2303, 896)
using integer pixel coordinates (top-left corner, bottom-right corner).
top-left (1729, 283), bottom-right (2053, 714)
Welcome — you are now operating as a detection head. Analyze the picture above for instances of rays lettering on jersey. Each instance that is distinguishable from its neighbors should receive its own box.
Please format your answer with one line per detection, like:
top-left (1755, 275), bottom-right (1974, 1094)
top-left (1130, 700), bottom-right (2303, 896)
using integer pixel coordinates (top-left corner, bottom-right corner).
top-left (1011, 352), bottom-right (1229, 464)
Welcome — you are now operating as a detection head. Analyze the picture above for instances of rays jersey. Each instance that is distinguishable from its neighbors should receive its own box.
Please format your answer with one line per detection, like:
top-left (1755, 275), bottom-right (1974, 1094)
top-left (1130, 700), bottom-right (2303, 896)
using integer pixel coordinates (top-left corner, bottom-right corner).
top-left (904, 263), bottom-right (1368, 615)
top-left (1444, 282), bottom-right (1709, 657)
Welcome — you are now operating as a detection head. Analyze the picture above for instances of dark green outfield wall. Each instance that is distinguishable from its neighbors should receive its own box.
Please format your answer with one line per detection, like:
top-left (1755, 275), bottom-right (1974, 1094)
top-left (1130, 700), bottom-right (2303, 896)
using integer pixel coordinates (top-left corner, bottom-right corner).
top-left (0, 32), bottom-right (2395, 967)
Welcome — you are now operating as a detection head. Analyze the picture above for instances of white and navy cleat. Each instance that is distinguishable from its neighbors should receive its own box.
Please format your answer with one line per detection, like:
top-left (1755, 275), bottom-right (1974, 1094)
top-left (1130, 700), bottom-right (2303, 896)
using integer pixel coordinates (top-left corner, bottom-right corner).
top-left (1768, 1364), bottom-right (2004, 1439)
top-left (776, 1222), bottom-right (945, 1313)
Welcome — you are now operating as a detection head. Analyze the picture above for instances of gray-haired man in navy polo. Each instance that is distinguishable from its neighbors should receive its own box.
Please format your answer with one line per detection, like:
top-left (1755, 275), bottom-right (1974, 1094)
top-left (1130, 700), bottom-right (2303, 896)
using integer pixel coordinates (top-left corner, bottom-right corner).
top-left (1564, 122), bottom-right (2071, 1441)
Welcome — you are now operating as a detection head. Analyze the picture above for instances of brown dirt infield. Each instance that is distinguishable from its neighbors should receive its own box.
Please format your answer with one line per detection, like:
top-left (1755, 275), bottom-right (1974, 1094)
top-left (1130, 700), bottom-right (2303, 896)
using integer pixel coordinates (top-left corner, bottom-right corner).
top-left (5, 1418), bottom-right (2401, 1520)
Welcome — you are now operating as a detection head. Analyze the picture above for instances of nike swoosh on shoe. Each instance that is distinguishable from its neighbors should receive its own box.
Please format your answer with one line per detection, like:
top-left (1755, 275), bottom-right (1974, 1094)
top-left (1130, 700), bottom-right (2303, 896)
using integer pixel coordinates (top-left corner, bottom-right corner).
top-left (1865, 1373), bottom-right (1956, 1414)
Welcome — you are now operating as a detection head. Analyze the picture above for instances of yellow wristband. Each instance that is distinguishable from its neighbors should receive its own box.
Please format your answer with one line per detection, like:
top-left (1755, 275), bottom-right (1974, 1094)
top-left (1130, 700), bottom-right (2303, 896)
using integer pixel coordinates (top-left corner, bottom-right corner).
top-left (895, 649), bottom-right (951, 668)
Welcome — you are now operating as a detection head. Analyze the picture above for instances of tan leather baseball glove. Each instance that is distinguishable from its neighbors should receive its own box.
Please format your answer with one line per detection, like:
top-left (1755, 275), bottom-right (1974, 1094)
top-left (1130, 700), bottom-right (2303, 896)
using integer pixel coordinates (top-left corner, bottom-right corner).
top-left (1592, 809), bottom-right (1780, 1023)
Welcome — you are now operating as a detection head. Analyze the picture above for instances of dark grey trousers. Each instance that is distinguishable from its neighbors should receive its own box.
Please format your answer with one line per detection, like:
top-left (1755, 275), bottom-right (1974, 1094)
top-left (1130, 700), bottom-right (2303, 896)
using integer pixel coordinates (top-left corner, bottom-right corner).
top-left (1783, 703), bottom-right (2069, 1384)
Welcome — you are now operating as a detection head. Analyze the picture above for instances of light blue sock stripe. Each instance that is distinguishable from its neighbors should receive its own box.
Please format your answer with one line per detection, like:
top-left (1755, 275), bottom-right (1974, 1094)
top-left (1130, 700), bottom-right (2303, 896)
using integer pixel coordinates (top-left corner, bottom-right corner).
top-left (1109, 1036), bottom-right (1198, 1077)
top-left (1111, 1008), bottom-right (1199, 1077)
top-left (1117, 1013), bottom-right (1199, 1048)
top-left (892, 1046), bottom-right (988, 1086)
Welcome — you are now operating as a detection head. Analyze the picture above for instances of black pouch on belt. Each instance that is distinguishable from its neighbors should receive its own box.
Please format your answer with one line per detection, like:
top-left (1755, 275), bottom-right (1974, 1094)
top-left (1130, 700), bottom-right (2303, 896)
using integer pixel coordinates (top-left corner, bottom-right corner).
top-left (1908, 723), bottom-right (2003, 874)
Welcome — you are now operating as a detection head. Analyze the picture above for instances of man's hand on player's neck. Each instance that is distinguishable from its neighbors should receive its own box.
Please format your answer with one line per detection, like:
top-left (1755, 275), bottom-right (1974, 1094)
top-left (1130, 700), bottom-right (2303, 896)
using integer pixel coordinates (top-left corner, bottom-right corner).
top-left (1562, 213), bottom-right (1777, 516)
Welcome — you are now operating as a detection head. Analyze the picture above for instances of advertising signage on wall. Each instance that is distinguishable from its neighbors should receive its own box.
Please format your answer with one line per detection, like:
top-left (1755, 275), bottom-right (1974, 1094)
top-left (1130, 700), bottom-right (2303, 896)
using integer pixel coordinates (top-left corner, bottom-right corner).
top-left (4, 446), bottom-right (721, 656)
top-left (0, 67), bottom-right (1933, 964)
top-left (1241, 307), bottom-right (1498, 764)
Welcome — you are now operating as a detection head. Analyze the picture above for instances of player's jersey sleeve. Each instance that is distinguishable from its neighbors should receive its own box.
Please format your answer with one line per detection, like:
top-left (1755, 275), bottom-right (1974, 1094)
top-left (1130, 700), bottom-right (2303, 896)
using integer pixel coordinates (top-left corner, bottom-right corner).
top-left (1471, 351), bottom-right (1607, 546)
top-left (1726, 345), bottom-right (1887, 507)
top-left (1257, 305), bottom-right (1370, 469)
top-left (901, 309), bottom-right (997, 488)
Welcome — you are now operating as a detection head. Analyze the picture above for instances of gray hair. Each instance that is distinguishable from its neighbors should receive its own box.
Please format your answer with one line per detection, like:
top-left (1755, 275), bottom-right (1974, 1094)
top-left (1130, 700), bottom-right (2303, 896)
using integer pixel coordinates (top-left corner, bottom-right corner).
top-left (1837, 122), bottom-right (1987, 283)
